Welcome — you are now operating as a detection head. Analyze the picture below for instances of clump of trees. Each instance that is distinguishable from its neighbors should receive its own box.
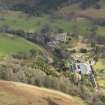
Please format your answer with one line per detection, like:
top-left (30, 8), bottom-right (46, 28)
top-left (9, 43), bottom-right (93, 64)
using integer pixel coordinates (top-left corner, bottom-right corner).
top-left (80, 0), bottom-right (99, 9)
top-left (12, 49), bottom-right (40, 59)
top-left (80, 48), bottom-right (88, 53)
top-left (0, 59), bottom-right (78, 94)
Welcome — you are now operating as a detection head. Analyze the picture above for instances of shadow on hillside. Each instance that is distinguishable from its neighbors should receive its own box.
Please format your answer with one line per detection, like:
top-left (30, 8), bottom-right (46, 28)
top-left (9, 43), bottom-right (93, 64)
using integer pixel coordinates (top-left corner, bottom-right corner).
top-left (44, 97), bottom-right (60, 105)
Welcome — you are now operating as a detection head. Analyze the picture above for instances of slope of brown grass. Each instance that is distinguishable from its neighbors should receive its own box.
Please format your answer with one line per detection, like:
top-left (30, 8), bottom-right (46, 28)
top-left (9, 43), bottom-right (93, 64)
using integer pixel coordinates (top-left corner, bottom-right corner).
top-left (0, 80), bottom-right (87, 105)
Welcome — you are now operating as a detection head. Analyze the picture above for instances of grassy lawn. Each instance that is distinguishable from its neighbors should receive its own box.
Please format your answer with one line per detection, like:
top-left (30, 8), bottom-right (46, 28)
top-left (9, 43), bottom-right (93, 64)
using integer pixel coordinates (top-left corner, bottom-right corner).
top-left (97, 26), bottom-right (105, 37)
top-left (93, 59), bottom-right (105, 88)
top-left (0, 33), bottom-right (43, 57)
top-left (94, 59), bottom-right (105, 71)
top-left (49, 19), bottom-right (91, 34)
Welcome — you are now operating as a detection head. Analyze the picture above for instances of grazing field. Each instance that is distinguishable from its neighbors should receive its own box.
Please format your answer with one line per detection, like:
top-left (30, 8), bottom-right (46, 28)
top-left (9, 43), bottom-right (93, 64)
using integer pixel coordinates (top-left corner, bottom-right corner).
top-left (0, 15), bottom-right (48, 32)
top-left (0, 10), bottom-right (93, 34)
top-left (0, 80), bottom-right (87, 105)
top-left (1, 10), bottom-right (105, 37)
top-left (0, 33), bottom-right (42, 57)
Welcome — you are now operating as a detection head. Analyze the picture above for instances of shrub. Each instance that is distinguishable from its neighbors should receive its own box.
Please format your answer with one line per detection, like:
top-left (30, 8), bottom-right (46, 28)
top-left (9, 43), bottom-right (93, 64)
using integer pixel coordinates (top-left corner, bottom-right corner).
top-left (80, 48), bottom-right (88, 53)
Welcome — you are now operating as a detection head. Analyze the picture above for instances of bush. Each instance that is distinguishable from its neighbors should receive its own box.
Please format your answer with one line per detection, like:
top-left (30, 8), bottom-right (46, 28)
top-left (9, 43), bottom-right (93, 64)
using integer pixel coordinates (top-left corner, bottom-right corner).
top-left (80, 48), bottom-right (88, 53)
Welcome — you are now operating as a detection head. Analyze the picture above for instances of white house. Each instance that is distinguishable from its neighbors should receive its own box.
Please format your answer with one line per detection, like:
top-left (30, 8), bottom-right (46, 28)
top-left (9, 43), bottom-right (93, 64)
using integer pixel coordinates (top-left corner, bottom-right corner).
top-left (74, 63), bottom-right (92, 75)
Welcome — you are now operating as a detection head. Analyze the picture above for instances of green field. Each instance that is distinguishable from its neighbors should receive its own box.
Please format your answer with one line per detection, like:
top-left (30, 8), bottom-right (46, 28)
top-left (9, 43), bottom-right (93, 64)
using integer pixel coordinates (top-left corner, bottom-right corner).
top-left (1, 10), bottom-right (105, 37)
top-left (0, 33), bottom-right (42, 57)
top-left (0, 11), bottom-right (92, 34)
top-left (0, 16), bottom-right (48, 32)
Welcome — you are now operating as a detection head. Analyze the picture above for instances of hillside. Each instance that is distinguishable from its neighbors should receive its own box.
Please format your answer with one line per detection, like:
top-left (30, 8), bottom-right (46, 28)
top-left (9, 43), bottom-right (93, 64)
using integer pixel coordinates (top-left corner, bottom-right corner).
top-left (0, 80), bottom-right (87, 105)
top-left (57, 0), bottom-right (105, 19)
top-left (0, 33), bottom-right (43, 57)
top-left (0, 1), bottom-right (105, 105)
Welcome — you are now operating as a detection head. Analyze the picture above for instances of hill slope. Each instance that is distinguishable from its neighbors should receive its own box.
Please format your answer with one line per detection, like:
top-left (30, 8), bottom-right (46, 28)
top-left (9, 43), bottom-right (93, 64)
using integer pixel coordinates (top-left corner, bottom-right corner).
top-left (55, 0), bottom-right (105, 20)
top-left (0, 80), bottom-right (87, 105)
top-left (0, 33), bottom-right (43, 57)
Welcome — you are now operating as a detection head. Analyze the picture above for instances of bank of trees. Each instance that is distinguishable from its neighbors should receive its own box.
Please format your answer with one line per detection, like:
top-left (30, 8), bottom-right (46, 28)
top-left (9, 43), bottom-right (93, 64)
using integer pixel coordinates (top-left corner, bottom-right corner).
top-left (0, 58), bottom-right (104, 105)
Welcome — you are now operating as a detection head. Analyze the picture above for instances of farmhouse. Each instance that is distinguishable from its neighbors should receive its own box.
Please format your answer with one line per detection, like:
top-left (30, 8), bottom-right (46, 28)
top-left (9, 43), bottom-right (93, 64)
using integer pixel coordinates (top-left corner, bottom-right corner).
top-left (74, 63), bottom-right (92, 75)
top-left (47, 41), bottom-right (59, 48)
top-left (52, 32), bottom-right (67, 42)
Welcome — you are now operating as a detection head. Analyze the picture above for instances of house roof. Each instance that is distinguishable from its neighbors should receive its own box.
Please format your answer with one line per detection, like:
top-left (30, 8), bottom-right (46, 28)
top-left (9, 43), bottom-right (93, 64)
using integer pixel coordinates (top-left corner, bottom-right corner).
top-left (75, 63), bottom-right (92, 74)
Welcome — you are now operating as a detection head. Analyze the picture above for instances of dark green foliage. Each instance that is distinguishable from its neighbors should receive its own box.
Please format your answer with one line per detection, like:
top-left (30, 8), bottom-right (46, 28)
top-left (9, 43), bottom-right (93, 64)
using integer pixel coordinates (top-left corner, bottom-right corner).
top-left (11, 4), bottom-right (34, 14)
top-left (12, 49), bottom-right (39, 59)
top-left (1, 0), bottom-right (65, 15)
top-left (33, 59), bottom-right (59, 77)
top-left (0, 0), bottom-right (103, 15)
top-left (36, 0), bottom-right (64, 13)
top-left (80, 0), bottom-right (99, 9)
top-left (80, 48), bottom-right (88, 53)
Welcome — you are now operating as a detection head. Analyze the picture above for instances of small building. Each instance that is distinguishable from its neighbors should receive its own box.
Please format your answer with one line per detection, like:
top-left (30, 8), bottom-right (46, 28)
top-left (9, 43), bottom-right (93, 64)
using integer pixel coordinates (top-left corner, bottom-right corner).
top-left (52, 32), bottom-right (67, 42)
top-left (47, 41), bottom-right (59, 48)
top-left (74, 63), bottom-right (92, 75)
top-left (71, 62), bottom-right (97, 88)
top-left (73, 63), bottom-right (93, 75)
